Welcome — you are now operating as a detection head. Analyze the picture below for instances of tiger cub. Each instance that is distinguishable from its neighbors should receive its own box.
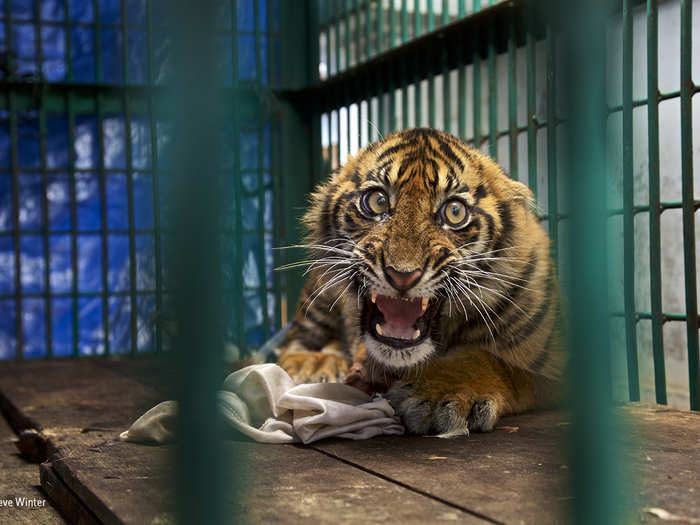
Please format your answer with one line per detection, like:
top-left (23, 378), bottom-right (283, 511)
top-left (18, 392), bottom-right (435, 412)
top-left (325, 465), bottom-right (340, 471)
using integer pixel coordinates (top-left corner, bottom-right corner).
top-left (277, 128), bottom-right (564, 436)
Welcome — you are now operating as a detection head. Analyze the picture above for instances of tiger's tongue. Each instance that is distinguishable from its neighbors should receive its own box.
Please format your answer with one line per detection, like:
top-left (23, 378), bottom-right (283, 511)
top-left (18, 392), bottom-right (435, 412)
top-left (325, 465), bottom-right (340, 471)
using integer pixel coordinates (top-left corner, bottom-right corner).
top-left (375, 295), bottom-right (423, 339)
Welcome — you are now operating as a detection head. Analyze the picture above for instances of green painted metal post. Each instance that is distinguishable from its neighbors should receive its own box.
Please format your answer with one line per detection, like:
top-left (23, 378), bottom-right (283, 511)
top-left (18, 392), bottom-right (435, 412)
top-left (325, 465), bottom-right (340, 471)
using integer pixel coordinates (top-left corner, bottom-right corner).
top-left (564, 1), bottom-right (627, 522)
top-left (622, 0), bottom-right (640, 401)
top-left (169, 1), bottom-right (230, 522)
top-left (680, 0), bottom-right (700, 411)
top-left (646, 0), bottom-right (667, 404)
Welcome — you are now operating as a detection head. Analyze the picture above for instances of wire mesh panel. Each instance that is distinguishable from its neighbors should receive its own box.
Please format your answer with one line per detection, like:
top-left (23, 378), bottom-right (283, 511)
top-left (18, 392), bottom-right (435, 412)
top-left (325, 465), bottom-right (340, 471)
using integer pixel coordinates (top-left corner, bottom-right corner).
top-left (300, 0), bottom-right (700, 410)
top-left (0, 0), bottom-right (283, 359)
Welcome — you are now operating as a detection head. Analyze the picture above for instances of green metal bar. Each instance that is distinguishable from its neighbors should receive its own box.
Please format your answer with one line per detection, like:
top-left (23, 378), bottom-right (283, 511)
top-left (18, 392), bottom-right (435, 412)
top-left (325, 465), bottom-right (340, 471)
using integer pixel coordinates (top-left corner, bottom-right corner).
top-left (254, 0), bottom-right (270, 341)
top-left (65, 0), bottom-right (73, 81)
top-left (457, 35), bottom-right (466, 139)
top-left (335, 1), bottom-right (341, 75)
top-left (96, 92), bottom-right (111, 355)
top-left (34, 1), bottom-right (53, 358)
top-left (388, 63), bottom-right (397, 132)
top-left (376, 0), bottom-right (384, 54)
top-left (526, 7), bottom-right (537, 198)
top-left (622, 0), bottom-right (640, 401)
top-left (147, 0), bottom-right (163, 353)
top-left (427, 0), bottom-right (434, 31)
top-left (366, 0), bottom-right (372, 59)
top-left (458, 0), bottom-right (465, 18)
top-left (389, 0), bottom-right (396, 50)
top-left (414, 0), bottom-right (421, 38)
top-left (428, 48), bottom-right (435, 128)
top-left (170, 0), bottom-right (228, 520)
top-left (377, 73), bottom-right (385, 136)
top-left (9, 92), bottom-right (22, 359)
top-left (487, 19), bottom-right (496, 158)
top-left (67, 94), bottom-right (79, 357)
top-left (231, 0), bottom-right (244, 351)
top-left (507, 18), bottom-right (517, 179)
top-left (401, 0), bottom-right (408, 43)
top-left (442, 44), bottom-right (450, 132)
top-left (354, 0), bottom-right (361, 66)
top-left (680, 0), bottom-right (700, 411)
top-left (441, 0), bottom-right (449, 26)
top-left (345, 0), bottom-right (351, 70)
top-left (565, 1), bottom-right (625, 522)
top-left (401, 56), bottom-right (409, 128)
top-left (94, 0), bottom-right (103, 82)
top-left (546, 26), bottom-right (557, 258)
top-left (472, 16), bottom-right (481, 147)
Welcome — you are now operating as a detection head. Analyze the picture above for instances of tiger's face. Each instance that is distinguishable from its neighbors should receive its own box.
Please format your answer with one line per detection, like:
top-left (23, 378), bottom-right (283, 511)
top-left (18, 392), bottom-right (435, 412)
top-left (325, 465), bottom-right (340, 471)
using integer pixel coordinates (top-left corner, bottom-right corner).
top-left (303, 128), bottom-right (534, 370)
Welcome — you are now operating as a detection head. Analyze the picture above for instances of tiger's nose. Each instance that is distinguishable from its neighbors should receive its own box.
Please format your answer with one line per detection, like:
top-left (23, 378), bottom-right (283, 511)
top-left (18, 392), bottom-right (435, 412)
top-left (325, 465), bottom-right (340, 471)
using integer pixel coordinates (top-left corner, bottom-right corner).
top-left (384, 266), bottom-right (423, 292)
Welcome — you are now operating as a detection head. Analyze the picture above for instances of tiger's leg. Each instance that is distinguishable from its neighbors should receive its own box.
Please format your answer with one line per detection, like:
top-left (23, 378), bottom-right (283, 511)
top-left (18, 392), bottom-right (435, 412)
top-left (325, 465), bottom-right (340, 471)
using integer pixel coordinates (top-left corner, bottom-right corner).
top-left (385, 346), bottom-right (558, 436)
top-left (279, 339), bottom-right (349, 384)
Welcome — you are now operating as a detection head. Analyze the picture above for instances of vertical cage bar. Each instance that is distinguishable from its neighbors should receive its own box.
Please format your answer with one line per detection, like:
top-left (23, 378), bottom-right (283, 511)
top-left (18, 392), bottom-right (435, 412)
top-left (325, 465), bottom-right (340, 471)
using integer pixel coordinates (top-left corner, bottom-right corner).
top-left (472, 14), bottom-right (481, 148)
top-left (428, 47), bottom-right (435, 128)
top-left (254, 0), bottom-right (270, 341)
top-left (335, 1), bottom-right (341, 75)
top-left (646, 0), bottom-right (666, 404)
top-left (427, 0), bottom-right (434, 31)
top-left (457, 35), bottom-right (465, 139)
top-left (526, 8), bottom-right (537, 197)
top-left (377, 0), bottom-right (384, 54)
top-left (441, 0), bottom-right (448, 26)
top-left (414, 0), bottom-right (421, 38)
top-left (345, 0), bottom-right (351, 69)
top-left (231, 0), bottom-right (244, 351)
top-left (389, 0), bottom-right (396, 50)
top-left (680, 0), bottom-right (700, 410)
top-left (507, 19), bottom-right (517, 180)
top-left (622, 0), bottom-right (640, 400)
top-left (487, 20), bottom-right (497, 158)
top-left (546, 26), bottom-right (558, 257)
top-left (147, 0), bottom-right (163, 353)
top-left (34, 0), bottom-right (52, 358)
top-left (124, 96), bottom-right (139, 355)
top-left (67, 94), bottom-right (79, 357)
top-left (401, 0), bottom-right (408, 43)
top-left (389, 64), bottom-right (397, 132)
top-left (442, 45), bottom-right (450, 132)
top-left (96, 93), bottom-right (111, 355)
top-left (401, 56), bottom-right (409, 128)
top-left (565, 1), bottom-right (625, 520)
top-left (366, 0), bottom-right (372, 59)
top-left (9, 91), bottom-right (22, 359)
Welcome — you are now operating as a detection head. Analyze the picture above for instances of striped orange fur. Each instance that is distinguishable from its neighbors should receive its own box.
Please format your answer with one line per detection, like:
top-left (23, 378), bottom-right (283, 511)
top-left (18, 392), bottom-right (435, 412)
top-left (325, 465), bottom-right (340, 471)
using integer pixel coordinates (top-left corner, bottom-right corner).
top-left (277, 128), bottom-right (564, 436)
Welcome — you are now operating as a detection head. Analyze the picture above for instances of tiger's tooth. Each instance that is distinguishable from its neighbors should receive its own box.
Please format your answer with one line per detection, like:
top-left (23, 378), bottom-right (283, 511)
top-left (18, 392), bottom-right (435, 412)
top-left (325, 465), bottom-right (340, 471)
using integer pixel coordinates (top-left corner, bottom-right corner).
top-left (371, 293), bottom-right (377, 303)
top-left (421, 297), bottom-right (429, 312)
top-left (376, 324), bottom-right (383, 335)
top-left (412, 329), bottom-right (420, 340)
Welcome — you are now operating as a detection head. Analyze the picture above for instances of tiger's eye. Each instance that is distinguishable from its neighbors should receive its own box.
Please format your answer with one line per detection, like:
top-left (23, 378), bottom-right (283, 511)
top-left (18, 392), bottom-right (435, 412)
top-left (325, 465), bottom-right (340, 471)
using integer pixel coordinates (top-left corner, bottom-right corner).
top-left (442, 200), bottom-right (468, 227)
top-left (363, 189), bottom-right (389, 215)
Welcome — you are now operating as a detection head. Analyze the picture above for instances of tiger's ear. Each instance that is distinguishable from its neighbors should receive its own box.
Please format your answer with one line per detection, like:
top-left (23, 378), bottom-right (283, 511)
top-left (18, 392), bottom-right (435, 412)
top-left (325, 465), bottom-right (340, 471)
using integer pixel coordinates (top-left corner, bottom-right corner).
top-left (507, 178), bottom-right (536, 211)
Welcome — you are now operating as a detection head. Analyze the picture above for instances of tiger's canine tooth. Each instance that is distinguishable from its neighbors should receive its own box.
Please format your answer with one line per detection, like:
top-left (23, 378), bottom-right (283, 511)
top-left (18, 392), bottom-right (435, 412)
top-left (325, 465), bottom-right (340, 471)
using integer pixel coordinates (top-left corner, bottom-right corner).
top-left (371, 293), bottom-right (377, 303)
top-left (412, 329), bottom-right (420, 340)
top-left (376, 324), bottom-right (383, 335)
top-left (421, 297), bottom-right (429, 312)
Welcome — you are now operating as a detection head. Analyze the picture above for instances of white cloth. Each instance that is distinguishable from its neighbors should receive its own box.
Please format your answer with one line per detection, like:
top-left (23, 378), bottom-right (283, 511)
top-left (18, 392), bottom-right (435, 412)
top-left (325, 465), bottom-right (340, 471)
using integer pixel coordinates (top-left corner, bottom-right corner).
top-left (119, 363), bottom-right (404, 445)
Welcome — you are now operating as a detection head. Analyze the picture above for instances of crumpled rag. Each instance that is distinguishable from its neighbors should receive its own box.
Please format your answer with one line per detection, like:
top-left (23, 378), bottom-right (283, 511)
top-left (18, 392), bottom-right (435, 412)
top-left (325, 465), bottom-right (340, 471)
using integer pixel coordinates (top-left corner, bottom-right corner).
top-left (119, 363), bottom-right (404, 445)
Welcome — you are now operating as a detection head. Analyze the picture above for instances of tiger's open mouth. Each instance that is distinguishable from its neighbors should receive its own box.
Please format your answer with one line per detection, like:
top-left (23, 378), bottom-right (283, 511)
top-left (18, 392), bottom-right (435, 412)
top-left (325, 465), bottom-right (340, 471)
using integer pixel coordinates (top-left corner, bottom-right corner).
top-left (364, 294), bottom-right (442, 348)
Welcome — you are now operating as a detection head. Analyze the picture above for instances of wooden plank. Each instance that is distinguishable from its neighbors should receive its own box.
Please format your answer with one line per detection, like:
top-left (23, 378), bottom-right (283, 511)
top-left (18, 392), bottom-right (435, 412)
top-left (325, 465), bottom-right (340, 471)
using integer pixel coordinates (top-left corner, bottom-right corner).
top-left (312, 405), bottom-right (700, 524)
top-left (0, 413), bottom-right (65, 524)
top-left (313, 410), bottom-right (569, 525)
top-left (40, 464), bottom-right (100, 525)
top-left (1, 359), bottom-right (487, 524)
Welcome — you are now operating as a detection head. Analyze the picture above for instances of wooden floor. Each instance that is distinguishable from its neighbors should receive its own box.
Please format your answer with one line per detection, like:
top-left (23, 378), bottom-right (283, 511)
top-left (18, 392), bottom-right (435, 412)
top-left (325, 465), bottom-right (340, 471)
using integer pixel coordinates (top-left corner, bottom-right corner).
top-left (0, 358), bottom-right (698, 524)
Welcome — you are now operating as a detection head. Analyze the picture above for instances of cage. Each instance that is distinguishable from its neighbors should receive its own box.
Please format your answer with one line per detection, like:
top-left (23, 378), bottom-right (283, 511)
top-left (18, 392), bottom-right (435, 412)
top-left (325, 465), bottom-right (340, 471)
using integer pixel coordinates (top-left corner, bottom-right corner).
top-left (0, 0), bottom-right (698, 524)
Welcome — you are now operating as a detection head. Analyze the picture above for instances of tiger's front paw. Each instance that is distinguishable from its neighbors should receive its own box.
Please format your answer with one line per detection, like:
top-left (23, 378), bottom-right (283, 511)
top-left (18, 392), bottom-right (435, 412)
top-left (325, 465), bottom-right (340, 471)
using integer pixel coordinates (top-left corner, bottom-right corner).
top-left (386, 380), bottom-right (501, 437)
top-left (278, 350), bottom-right (349, 384)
